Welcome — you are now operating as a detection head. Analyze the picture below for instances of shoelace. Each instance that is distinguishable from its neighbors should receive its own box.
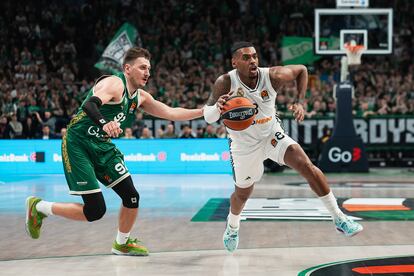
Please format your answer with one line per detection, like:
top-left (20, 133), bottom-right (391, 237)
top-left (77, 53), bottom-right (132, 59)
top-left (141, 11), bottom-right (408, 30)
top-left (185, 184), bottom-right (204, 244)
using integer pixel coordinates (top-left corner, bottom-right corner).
top-left (126, 238), bottom-right (142, 245)
top-left (339, 217), bottom-right (358, 231)
top-left (226, 228), bottom-right (238, 238)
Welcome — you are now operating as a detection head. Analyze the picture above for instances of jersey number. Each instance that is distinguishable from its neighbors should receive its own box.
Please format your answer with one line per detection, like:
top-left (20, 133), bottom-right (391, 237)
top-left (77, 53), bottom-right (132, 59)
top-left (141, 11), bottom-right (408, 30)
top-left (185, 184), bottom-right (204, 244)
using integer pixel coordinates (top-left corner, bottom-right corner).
top-left (114, 112), bottom-right (126, 123)
top-left (275, 132), bottom-right (285, 140)
top-left (115, 163), bottom-right (126, 175)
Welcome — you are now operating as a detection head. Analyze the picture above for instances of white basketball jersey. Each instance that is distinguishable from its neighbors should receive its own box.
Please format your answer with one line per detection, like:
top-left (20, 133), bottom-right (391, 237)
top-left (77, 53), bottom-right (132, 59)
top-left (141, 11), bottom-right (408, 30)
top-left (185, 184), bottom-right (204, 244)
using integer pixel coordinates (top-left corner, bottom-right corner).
top-left (227, 67), bottom-right (278, 145)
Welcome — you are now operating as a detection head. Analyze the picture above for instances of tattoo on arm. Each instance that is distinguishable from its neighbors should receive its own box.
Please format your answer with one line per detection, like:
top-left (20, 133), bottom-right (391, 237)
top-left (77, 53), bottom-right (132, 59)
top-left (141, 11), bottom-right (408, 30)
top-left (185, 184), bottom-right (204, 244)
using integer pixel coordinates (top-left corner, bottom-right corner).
top-left (206, 74), bottom-right (231, 105)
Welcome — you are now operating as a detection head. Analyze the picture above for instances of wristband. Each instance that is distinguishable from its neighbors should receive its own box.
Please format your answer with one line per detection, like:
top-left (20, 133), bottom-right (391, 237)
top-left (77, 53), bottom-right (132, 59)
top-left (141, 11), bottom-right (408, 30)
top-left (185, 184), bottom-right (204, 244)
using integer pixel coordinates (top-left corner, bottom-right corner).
top-left (203, 104), bottom-right (221, 124)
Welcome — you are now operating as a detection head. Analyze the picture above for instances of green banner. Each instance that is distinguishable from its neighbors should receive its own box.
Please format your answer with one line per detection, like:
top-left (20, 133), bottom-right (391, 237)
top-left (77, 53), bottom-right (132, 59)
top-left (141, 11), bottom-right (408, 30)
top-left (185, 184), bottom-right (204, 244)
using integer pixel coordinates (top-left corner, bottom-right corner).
top-left (281, 36), bottom-right (321, 65)
top-left (94, 22), bottom-right (141, 74)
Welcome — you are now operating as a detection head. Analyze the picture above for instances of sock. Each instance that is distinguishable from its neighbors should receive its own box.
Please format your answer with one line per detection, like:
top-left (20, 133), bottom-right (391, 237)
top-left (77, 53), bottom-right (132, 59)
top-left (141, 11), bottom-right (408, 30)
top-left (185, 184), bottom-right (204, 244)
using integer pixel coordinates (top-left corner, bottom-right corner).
top-left (116, 230), bottom-right (130, 245)
top-left (319, 190), bottom-right (344, 220)
top-left (36, 200), bottom-right (54, 216)
top-left (228, 212), bottom-right (241, 229)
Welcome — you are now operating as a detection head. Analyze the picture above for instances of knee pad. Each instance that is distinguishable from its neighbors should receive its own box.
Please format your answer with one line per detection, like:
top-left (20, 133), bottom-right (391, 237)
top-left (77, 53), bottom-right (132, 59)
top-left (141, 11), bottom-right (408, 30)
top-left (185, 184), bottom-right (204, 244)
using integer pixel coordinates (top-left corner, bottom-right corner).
top-left (112, 176), bottom-right (139, 208)
top-left (82, 192), bottom-right (106, 222)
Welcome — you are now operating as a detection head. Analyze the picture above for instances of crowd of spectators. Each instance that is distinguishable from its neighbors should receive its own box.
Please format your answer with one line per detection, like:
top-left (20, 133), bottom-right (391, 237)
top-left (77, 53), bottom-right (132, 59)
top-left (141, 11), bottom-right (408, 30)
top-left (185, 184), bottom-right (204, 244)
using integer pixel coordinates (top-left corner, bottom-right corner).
top-left (0, 0), bottom-right (413, 140)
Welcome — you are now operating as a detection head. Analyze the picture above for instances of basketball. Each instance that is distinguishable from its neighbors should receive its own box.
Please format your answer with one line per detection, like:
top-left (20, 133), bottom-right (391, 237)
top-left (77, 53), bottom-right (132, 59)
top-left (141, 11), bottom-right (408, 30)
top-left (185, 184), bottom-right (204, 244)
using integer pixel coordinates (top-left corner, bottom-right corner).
top-left (221, 96), bottom-right (256, 131)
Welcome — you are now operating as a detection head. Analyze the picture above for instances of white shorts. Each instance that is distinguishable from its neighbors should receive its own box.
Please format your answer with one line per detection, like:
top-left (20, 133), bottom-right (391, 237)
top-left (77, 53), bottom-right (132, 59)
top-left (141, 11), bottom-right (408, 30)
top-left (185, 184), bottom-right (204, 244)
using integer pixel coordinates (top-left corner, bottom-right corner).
top-left (228, 124), bottom-right (297, 188)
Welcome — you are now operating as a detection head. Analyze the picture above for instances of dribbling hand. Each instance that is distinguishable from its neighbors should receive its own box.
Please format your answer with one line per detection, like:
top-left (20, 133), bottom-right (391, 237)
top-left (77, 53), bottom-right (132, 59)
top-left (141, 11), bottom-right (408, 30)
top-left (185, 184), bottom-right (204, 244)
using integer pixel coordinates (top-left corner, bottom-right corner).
top-left (289, 103), bottom-right (305, 122)
top-left (103, 121), bottom-right (123, 137)
top-left (216, 92), bottom-right (233, 112)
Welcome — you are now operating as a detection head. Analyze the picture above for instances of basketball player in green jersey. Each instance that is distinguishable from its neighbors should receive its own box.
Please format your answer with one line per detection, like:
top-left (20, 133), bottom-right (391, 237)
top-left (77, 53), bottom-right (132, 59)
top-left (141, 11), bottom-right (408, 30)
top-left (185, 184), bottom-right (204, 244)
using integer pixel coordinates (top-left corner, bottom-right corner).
top-left (25, 47), bottom-right (203, 256)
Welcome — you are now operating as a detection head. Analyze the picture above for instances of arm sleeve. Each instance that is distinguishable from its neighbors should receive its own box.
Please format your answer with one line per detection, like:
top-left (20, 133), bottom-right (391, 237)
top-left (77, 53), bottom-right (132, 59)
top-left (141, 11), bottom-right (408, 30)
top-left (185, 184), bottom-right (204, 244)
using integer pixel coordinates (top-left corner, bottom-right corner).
top-left (82, 96), bottom-right (108, 128)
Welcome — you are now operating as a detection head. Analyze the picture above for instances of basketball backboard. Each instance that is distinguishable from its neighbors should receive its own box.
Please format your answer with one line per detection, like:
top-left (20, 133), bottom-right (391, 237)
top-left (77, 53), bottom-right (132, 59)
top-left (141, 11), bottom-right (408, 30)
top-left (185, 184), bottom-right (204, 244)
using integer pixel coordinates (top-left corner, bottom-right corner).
top-left (314, 8), bottom-right (393, 55)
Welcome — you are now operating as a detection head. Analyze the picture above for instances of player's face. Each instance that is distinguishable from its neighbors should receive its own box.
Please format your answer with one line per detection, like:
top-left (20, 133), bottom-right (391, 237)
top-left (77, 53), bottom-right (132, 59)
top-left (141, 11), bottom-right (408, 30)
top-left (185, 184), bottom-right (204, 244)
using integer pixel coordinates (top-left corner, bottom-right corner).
top-left (125, 57), bottom-right (151, 88)
top-left (232, 47), bottom-right (259, 79)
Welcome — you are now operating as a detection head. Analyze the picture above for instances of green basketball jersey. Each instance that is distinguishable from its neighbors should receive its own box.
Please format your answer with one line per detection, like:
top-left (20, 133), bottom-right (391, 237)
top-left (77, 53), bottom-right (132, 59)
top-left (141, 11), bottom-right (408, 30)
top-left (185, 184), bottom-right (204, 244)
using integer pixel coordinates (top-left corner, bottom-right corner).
top-left (68, 72), bottom-right (140, 141)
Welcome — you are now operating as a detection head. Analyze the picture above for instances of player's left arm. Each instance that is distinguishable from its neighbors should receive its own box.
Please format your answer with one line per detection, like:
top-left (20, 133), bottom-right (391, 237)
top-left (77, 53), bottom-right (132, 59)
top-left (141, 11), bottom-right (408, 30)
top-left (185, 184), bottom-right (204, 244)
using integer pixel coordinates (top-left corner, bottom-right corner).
top-left (269, 65), bottom-right (308, 122)
top-left (139, 90), bottom-right (203, 121)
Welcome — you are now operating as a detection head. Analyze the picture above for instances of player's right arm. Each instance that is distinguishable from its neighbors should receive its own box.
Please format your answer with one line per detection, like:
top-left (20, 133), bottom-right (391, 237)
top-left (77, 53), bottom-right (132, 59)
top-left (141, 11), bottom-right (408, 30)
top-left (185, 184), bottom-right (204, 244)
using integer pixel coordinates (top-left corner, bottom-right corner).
top-left (204, 74), bottom-right (232, 123)
top-left (82, 76), bottom-right (123, 137)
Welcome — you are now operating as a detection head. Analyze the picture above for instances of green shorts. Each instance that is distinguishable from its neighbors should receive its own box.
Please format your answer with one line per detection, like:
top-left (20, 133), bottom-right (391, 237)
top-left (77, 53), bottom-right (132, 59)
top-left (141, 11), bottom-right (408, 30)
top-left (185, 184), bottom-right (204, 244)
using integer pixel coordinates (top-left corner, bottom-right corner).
top-left (62, 132), bottom-right (130, 195)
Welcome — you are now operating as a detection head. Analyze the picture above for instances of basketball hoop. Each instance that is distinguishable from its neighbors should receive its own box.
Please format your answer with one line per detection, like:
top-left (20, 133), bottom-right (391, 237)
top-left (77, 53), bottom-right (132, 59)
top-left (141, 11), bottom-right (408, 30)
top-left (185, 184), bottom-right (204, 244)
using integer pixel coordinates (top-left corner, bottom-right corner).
top-left (344, 41), bottom-right (365, 66)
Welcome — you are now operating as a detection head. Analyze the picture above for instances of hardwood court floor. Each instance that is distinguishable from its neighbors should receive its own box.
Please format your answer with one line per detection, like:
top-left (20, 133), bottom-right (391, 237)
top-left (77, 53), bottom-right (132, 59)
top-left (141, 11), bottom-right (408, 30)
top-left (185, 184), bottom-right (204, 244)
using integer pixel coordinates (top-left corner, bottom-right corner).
top-left (0, 169), bottom-right (413, 275)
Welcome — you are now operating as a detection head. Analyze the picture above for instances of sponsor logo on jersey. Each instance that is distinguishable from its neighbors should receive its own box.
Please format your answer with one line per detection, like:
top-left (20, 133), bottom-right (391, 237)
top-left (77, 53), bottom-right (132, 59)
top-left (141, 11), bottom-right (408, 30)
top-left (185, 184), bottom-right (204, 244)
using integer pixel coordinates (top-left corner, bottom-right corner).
top-left (87, 126), bottom-right (105, 138)
top-left (252, 116), bottom-right (272, 125)
top-left (236, 87), bottom-right (244, 97)
top-left (271, 138), bottom-right (277, 148)
top-left (103, 175), bottom-right (112, 183)
top-left (129, 102), bottom-right (137, 114)
top-left (260, 89), bottom-right (270, 102)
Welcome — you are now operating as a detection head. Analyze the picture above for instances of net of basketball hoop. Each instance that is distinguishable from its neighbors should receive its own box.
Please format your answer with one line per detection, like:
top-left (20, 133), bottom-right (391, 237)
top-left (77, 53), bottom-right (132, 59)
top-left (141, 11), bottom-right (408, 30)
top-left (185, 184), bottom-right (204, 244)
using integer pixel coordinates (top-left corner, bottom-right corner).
top-left (344, 40), bottom-right (365, 66)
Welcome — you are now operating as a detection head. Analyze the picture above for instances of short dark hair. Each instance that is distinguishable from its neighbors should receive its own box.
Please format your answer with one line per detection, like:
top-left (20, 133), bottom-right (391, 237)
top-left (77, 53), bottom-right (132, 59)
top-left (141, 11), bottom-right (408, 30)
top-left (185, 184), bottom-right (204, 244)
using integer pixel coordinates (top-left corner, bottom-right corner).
top-left (231, 41), bottom-right (254, 56)
top-left (123, 47), bottom-right (151, 66)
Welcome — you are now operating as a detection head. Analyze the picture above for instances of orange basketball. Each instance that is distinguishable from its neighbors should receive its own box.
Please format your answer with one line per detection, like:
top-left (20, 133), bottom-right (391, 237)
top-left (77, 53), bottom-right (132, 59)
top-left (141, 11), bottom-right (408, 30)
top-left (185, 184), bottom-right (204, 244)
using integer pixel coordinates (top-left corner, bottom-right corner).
top-left (221, 96), bottom-right (256, 131)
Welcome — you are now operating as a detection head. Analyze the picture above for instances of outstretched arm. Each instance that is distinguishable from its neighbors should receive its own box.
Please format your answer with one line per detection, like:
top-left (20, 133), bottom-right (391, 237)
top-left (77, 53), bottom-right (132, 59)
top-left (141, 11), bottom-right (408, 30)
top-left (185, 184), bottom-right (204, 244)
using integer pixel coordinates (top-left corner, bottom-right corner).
top-left (204, 74), bottom-right (232, 123)
top-left (269, 65), bottom-right (308, 122)
top-left (140, 90), bottom-right (203, 121)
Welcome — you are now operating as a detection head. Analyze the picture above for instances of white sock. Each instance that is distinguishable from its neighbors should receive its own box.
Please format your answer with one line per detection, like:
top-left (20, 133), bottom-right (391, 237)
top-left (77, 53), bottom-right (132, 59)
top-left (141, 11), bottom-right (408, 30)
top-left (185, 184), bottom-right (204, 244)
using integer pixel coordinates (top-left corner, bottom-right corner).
top-left (36, 200), bottom-right (54, 216)
top-left (228, 212), bottom-right (241, 229)
top-left (116, 230), bottom-right (130, 245)
top-left (319, 190), bottom-right (344, 219)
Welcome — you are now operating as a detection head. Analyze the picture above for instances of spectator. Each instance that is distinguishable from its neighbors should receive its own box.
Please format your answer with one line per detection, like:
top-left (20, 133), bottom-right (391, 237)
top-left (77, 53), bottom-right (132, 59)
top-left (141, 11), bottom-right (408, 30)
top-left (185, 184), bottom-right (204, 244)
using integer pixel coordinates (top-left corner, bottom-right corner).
top-left (0, 116), bottom-right (9, 139)
top-left (161, 123), bottom-right (177, 138)
top-left (132, 112), bottom-right (145, 138)
top-left (155, 126), bottom-right (164, 138)
top-left (8, 113), bottom-right (23, 138)
top-left (140, 127), bottom-right (153, 139)
top-left (122, 127), bottom-right (136, 139)
top-left (216, 125), bottom-right (227, 138)
top-left (179, 124), bottom-right (195, 138)
top-left (39, 125), bottom-right (56, 139)
top-left (196, 125), bottom-right (205, 138)
top-left (35, 111), bottom-right (57, 134)
top-left (59, 127), bottom-right (67, 138)
top-left (325, 99), bottom-right (336, 118)
top-left (22, 116), bottom-right (39, 139)
top-left (203, 124), bottom-right (217, 138)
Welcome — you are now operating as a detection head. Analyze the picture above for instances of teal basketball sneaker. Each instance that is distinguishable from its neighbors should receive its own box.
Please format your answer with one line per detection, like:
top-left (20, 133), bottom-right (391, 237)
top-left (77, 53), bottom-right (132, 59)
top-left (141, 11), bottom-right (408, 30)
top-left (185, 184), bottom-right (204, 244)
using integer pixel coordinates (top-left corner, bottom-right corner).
top-left (223, 223), bottom-right (239, 252)
top-left (334, 215), bottom-right (363, 237)
top-left (112, 237), bottom-right (149, 256)
top-left (25, 196), bottom-right (47, 239)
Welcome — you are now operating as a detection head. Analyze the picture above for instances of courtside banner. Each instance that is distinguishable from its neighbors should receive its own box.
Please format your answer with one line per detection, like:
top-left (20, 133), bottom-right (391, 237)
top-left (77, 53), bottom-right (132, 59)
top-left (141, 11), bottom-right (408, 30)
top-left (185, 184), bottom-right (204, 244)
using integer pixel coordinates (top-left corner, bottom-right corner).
top-left (0, 139), bottom-right (232, 174)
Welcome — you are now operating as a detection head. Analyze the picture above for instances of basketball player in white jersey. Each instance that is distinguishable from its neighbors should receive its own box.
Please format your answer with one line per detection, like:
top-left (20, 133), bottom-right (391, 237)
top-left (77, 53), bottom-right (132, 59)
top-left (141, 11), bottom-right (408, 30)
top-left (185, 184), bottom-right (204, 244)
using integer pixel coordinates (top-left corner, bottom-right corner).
top-left (203, 41), bottom-right (363, 253)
